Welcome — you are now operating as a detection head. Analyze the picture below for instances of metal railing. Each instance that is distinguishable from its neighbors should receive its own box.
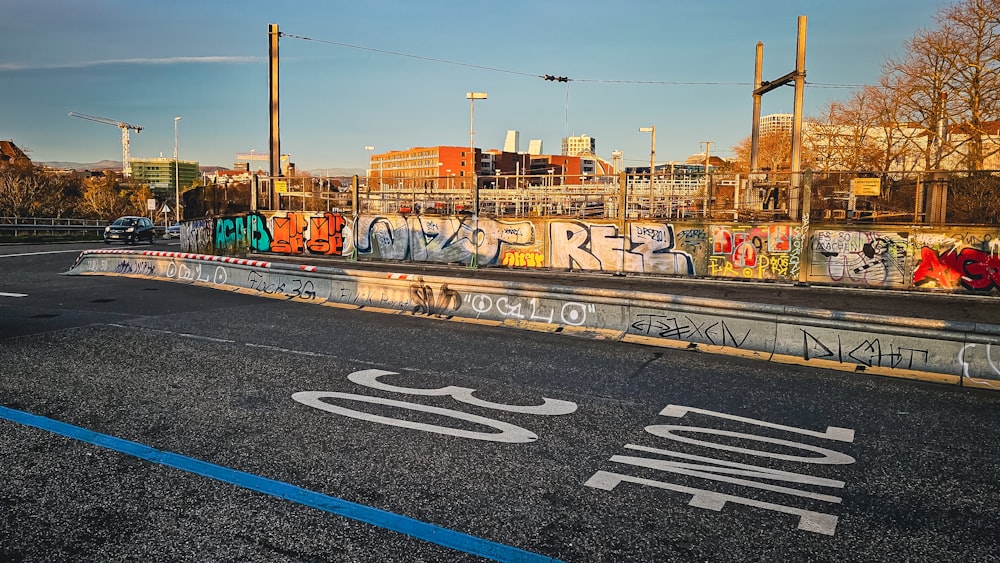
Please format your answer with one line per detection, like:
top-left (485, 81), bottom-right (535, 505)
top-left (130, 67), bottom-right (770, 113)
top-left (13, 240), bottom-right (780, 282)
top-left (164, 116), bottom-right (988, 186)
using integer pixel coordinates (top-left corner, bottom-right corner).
top-left (0, 217), bottom-right (105, 236)
top-left (248, 170), bottom-right (1000, 225)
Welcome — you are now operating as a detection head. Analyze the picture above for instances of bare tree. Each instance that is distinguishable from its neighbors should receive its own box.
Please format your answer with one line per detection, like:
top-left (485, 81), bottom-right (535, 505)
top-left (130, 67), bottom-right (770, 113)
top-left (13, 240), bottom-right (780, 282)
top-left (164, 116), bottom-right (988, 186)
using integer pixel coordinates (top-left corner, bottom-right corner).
top-left (938, 0), bottom-right (1000, 170)
top-left (880, 0), bottom-right (1000, 171)
top-left (0, 163), bottom-right (61, 218)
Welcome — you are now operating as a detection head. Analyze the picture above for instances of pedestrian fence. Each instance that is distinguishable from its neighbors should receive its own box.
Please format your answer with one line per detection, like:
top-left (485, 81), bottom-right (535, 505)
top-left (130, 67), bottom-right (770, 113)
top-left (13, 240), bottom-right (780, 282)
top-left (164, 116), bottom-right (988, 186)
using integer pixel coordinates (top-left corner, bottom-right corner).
top-left (250, 170), bottom-right (1000, 226)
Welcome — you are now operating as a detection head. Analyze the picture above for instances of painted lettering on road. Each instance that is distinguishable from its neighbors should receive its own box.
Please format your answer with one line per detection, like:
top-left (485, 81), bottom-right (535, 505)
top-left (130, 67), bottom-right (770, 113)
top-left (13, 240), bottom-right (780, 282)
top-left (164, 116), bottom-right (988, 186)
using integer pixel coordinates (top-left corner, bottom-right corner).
top-left (585, 404), bottom-right (856, 536)
top-left (293, 369), bottom-right (577, 443)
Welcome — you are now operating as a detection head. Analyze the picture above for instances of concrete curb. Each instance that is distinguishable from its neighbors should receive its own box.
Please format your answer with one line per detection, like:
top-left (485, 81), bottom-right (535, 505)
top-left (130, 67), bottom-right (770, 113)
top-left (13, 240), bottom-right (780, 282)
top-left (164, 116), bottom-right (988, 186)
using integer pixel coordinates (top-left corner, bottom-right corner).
top-left (66, 249), bottom-right (1000, 391)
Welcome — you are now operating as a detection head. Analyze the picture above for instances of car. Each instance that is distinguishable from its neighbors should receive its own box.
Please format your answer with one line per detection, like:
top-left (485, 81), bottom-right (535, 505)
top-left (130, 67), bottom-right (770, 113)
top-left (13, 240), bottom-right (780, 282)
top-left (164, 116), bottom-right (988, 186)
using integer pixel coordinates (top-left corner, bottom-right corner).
top-left (104, 216), bottom-right (156, 245)
top-left (164, 222), bottom-right (181, 239)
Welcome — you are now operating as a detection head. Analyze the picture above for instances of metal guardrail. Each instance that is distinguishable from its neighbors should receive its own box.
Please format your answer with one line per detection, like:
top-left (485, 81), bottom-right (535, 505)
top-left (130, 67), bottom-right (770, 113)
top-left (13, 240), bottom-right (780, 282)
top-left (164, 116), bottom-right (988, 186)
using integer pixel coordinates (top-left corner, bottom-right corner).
top-left (0, 217), bottom-right (105, 236)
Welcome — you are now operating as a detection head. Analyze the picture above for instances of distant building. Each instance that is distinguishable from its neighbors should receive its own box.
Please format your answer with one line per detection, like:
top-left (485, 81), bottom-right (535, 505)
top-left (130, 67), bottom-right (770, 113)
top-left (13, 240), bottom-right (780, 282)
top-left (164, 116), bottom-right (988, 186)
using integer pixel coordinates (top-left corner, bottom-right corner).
top-left (369, 145), bottom-right (615, 191)
top-left (130, 157), bottom-right (200, 193)
top-left (503, 130), bottom-right (519, 153)
top-left (561, 134), bottom-right (596, 157)
top-left (684, 153), bottom-right (727, 168)
top-left (368, 146), bottom-right (480, 190)
top-left (760, 113), bottom-right (793, 136)
top-left (527, 139), bottom-right (543, 155)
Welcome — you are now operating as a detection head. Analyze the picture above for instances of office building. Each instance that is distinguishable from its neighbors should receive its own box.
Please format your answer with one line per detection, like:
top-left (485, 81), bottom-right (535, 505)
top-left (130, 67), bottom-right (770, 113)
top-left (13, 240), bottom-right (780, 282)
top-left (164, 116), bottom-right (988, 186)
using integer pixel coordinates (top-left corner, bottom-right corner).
top-left (562, 134), bottom-right (596, 157)
top-left (130, 157), bottom-right (200, 193)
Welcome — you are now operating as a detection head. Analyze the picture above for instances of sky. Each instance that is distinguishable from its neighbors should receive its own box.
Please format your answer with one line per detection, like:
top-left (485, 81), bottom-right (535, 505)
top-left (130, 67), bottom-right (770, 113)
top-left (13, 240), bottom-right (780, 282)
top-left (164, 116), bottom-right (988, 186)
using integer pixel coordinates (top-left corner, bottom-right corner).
top-left (0, 0), bottom-right (949, 173)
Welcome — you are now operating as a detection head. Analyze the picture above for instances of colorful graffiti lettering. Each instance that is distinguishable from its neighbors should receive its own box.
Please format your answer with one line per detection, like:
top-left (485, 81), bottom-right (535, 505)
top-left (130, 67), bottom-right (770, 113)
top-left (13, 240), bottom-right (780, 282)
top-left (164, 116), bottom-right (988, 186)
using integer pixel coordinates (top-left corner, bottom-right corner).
top-left (914, 246), bottom-right (1000, 291)
top-left (214, 213), bottom-right (272, 253)
top-left (709, 225), bottom-right (795, 280)
top-left (549, 221), bottom-right (694, 275)
top-left (502, 250), bottom-right (545, 268)
top-left (271, 212), bottom-right (306, 254)
top-left (356, 215), bottom-right (537, 266)
top-left (307, 212), bottom-right (347, 256)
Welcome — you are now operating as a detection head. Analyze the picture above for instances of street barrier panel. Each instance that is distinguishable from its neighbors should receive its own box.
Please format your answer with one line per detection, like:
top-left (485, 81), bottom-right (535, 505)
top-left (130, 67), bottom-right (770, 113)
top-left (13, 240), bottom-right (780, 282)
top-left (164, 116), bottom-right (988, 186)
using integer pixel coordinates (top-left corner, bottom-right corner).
top-left (66, 249), bottom-right (1000, 391)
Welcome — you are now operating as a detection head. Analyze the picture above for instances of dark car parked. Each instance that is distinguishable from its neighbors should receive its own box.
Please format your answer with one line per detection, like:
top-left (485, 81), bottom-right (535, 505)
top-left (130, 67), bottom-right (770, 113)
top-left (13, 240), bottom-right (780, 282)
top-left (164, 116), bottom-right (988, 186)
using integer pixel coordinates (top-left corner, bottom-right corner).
top-left (104, 216), bottom-right (156, 245)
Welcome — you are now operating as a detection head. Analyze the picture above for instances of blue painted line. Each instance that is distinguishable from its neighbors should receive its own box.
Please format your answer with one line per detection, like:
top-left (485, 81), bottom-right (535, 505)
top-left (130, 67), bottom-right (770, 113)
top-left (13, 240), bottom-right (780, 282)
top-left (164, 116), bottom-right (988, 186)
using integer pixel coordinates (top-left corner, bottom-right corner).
top-left (0, 405), bottom-right (565, 563)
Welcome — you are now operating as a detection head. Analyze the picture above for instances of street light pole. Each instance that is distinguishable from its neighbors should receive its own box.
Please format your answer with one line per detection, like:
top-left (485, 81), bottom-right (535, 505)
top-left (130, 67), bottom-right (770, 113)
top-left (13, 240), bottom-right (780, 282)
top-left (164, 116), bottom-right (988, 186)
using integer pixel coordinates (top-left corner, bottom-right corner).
top-left (639, 126), bottom-right (656, 181)
top-left (364, 145), bottom-right (375, 186)
top-left (465, 92), bottom-right (486, 269)
top-left (174, 116), bottom-right (182, 223)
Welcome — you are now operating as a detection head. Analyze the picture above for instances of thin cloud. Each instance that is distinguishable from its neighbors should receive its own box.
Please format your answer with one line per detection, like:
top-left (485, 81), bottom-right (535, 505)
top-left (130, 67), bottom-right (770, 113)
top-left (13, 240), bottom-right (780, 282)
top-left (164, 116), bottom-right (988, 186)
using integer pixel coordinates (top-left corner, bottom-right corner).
top-left (0, 56), bottom-right (260, 72)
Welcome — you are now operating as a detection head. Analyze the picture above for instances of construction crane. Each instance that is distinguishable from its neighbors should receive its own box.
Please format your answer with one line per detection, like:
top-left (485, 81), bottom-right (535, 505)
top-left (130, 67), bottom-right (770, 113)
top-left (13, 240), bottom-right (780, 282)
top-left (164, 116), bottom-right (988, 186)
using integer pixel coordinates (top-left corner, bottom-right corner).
top-left (68, 112), bottom-right (143, 177)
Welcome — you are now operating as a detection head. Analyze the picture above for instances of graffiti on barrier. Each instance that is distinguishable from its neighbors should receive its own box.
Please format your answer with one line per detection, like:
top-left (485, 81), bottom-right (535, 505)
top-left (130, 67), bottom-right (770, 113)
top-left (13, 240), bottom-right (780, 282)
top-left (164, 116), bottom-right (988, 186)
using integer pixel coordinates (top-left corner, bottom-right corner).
top-left (631, 313), bottom-right (752, 348)
top-left (165, 261), bottom-right (228, 285)
top-left (707, 225), bottom-right (798, 280)
top-left (470, 294), bottom-right (593, 326)
top-left (410, 280), bottom-right (461, 316)
top-left (113, 260), bottom-right (156, 276)
top-left (356, 215), bottom-right (537, 266)
top-left (549, 221), bottom-right (694, 275)
top-left (247, 271), bottom-right (317, 300)
top-left (214, 213), bottom-right (273, 253)
top-left (337, 284), bottom-right (415, 310)
top-left (801, 330), bottom-right (929, 371)
top-left (307, 212), bottom-right (347, 256)
top-left (810, 230), bottom-right (908, 287)
top-left (913, 231), bottom-right (1000, 291)
top-left (959, 343), bottom-right (1000, 385)
top-left (502, 250), bottom-right (545, 268)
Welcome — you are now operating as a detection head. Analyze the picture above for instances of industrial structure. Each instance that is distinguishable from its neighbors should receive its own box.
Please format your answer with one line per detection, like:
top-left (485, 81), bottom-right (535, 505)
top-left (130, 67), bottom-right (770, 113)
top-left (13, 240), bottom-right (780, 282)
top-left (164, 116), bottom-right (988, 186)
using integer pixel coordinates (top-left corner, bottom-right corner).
top-left (68, 112), bottom-right (143, 177)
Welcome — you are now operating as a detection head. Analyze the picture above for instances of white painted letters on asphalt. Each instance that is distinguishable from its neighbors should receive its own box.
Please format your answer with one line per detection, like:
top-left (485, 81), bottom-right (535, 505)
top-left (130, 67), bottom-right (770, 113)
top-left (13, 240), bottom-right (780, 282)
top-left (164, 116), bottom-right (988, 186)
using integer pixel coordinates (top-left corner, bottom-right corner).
top-left (293, 369), bottom-right (578, 443)
top-left (586, 404), bottom-right (856, 536)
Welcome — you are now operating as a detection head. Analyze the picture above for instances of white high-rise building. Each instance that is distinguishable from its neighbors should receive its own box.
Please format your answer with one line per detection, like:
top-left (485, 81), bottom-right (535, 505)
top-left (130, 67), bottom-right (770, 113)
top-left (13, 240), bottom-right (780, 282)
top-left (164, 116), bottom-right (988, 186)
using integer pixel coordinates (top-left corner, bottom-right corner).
top-left (528, 139), bottom-right (543, 155)
top-left (760, 113), bottom-right (793, 136)
top-left (562, 134), bottom-right (596, 156)
top-left (503, 130), bottom-right (519, 153)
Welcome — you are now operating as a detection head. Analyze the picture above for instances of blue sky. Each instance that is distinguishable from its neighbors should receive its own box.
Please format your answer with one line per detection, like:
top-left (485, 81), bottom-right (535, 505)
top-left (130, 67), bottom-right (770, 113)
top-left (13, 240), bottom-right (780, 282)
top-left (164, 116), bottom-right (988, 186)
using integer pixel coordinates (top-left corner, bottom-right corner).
top-left (0, 0), bottom-right (946, 172)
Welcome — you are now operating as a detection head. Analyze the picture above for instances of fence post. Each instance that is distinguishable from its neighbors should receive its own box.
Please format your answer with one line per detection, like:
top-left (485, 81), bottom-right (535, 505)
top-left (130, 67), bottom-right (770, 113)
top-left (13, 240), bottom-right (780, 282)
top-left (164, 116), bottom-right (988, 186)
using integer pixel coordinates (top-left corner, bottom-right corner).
top-left (616, 171), bottom-right (628, 276)
top-left (797, 169), bottom-right (812, 285)
top-left (351, 175), bottom-right (360, 261)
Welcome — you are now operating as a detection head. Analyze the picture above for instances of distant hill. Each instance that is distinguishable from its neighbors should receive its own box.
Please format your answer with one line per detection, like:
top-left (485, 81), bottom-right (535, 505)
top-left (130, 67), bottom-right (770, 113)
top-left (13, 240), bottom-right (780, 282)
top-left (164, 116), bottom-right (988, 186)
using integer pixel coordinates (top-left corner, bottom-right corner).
top-left (41, 159), bottom-right (121, 171)
top-left (40, 161), bottom-right (364, 177)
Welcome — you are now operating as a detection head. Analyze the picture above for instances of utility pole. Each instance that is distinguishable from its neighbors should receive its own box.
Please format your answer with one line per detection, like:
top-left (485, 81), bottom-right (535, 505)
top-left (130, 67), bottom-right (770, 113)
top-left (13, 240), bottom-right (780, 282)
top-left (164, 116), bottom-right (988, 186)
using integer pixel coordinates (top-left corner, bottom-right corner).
top-left (702, 141), bottom-right (713, 216)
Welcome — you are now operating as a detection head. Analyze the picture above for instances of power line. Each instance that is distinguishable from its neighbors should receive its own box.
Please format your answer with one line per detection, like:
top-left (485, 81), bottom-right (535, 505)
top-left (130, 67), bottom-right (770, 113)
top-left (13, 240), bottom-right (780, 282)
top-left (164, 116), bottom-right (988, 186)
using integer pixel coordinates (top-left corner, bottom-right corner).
top-left (278, 32), bottom-right (870, 90)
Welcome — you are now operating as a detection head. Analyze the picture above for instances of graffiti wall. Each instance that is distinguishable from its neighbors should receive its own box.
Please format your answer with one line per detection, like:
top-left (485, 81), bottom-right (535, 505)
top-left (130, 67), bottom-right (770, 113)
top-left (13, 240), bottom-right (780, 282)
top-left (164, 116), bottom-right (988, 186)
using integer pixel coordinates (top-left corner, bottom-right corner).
top-left (912, 229), bottom-right (1000, 291)
top-left (807, 229), bottom-right (910, 287)
top-left (184, 211), bottom-right (1000, 293)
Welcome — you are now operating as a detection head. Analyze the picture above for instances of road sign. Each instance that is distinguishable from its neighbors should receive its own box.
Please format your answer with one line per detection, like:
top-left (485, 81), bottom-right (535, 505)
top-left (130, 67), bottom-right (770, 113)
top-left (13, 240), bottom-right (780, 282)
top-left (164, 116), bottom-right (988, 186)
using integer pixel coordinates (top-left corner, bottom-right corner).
top-left (851, 178), bottom-right (881, 197)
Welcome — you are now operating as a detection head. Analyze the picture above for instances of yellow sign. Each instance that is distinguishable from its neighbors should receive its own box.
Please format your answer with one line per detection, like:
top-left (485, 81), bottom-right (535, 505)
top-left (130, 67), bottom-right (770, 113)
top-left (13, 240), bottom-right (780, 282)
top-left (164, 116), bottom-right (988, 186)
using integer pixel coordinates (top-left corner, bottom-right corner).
top-left (851, 178), bottom-right (881, 196)
top-left (274, 180), bottom-right (288, 194)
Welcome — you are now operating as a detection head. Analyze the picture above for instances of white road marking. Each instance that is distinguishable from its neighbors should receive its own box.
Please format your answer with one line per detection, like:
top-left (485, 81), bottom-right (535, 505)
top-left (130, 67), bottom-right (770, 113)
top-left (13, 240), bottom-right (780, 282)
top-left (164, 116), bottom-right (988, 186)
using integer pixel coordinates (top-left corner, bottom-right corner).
top-left (0, 292), bottom-right (28, 298)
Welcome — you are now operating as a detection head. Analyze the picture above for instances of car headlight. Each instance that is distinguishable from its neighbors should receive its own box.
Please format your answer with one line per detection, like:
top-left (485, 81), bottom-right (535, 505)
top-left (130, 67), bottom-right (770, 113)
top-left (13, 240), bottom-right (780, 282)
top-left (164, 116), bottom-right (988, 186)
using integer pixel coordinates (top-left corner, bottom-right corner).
top-left (126, 227), bottom-right (135, 233)
top-left (104, 227), bottom-right (110, 233)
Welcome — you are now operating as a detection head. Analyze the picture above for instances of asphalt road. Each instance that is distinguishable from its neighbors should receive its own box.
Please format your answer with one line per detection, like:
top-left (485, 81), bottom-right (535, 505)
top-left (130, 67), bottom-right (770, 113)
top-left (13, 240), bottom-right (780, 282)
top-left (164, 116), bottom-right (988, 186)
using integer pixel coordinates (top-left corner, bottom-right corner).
top-left (1, 242), bottom-right (999, 562)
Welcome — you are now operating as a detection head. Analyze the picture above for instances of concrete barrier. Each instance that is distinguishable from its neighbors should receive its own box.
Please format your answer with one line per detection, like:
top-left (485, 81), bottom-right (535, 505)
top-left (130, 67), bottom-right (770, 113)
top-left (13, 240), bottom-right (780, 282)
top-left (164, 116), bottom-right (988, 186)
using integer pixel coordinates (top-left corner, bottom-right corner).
top-left (66, 249), bottom-right (1000, 391)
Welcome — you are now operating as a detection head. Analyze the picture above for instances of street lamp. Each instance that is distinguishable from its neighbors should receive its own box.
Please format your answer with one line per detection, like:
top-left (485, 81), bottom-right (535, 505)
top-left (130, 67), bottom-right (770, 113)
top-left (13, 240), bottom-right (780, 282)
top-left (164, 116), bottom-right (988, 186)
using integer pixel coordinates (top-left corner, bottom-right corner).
top-left (465, 92), bottom-right (487, 269)
top-left (174, 116), bottom-right (182, 223)
top-left (466, 92), bottom-right (486, 200)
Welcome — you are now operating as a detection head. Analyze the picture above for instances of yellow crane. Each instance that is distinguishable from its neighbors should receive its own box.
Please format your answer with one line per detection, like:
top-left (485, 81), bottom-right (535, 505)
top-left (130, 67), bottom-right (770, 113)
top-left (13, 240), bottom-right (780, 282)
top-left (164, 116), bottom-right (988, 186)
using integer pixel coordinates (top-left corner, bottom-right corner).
top-left (68, 112), bottom-right (143, 177)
